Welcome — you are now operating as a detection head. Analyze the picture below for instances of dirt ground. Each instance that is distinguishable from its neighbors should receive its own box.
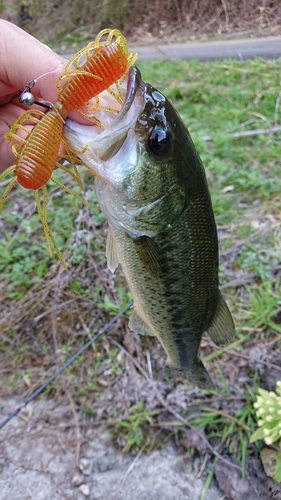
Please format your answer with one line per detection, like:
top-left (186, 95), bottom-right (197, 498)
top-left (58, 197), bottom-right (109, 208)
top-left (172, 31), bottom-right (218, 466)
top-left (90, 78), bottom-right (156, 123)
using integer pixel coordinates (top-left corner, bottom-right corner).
top-left (0, 398), bottom-right (224, 500)
top-left (3, 396), bottom-right (279, 500)
top-left (1, 341), bottom-right (281, 500)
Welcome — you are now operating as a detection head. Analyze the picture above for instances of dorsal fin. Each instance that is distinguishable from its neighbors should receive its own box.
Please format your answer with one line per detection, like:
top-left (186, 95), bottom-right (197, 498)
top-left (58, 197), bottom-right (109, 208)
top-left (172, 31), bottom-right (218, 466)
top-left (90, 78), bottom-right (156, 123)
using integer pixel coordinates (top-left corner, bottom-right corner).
top-left (129, 310), bottom-right (155, 337)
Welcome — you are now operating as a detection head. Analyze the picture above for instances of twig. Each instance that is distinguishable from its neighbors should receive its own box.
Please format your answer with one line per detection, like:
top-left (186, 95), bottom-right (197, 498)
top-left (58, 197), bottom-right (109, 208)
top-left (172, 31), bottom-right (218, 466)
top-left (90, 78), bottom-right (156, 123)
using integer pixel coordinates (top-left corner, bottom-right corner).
top-left (196, 453), bottom-right (210, 478)
top-left (146, 350), bottom-right (153, 379)
top-left (220, 274), bottom-right (255, 289)
top-left (203, 6), bottom-right (224, 30)
top-left (274, 91), bottom-right (281, 124)
top-left (18, 400), bottom-right (34, 425)
top-left (55, 487), bottom-right (72, 500)
top-left (220, 0), bottom-right (229, 30)
top-left (203, 124), bottom-right (281, 141)
top-left (221, 350), bottom-right (281, 372)
top-left (220, 229), bottom-right (262, 257)
top-left (0, 360), bottom-right (50, 373)
top-left (68, 394), bottom-right (81, 470)
top-left (115, 445), bottom-right (145, 500)
top-left (33, 299), bottom-right (73, 322)
top-left (203, 333), bottom-right (252, 363)
top-left (73, 300), bottom-right (96, 352)
top-left (204, 333), bottom-right (281, 370)
top-left (51, 298), bottom-right (59, 359)
top-left (9, 458), bottom-right (58, 474)
top-left (267, 335), bottom-right (281, 346)
top-left (165, 408), bottom-right (241, 472)
top-left (74, 300), bottom-right (90, 336)
top-left (215, 64), bottom-right (271, 78)
top-left (200, 407), bottom-right (252, 432)
top-left (222, 118), bottom-right (261, 134)
top-left (110, 339), bottom-right (242, 473)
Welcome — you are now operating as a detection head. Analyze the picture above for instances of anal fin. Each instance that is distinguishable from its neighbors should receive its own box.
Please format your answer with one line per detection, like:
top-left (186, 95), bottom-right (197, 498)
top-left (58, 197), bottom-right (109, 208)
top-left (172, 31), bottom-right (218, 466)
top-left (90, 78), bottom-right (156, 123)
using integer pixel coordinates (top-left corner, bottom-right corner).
top-left (207, 292), bottom-right (235, 346)
top-left (129, 310), bottom-right (155, 337)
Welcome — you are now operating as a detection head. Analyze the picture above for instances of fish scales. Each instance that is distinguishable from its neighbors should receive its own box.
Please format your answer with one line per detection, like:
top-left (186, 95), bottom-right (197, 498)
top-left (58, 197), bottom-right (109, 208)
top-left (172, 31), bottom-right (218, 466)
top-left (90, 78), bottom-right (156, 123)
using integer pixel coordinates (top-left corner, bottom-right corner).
top-left (109, 194), bottom-right (219, 388)
top-left (64, 66), bottom-right (235, 389)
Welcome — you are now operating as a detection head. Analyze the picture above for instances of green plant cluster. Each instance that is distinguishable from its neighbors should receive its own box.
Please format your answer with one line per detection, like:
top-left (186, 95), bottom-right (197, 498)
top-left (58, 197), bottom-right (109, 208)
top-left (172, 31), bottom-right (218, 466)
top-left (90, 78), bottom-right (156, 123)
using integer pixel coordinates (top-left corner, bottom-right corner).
top-left (113, 401), bottom-right (160, 454)
top-left (251, 381), bottom-right (281, 482)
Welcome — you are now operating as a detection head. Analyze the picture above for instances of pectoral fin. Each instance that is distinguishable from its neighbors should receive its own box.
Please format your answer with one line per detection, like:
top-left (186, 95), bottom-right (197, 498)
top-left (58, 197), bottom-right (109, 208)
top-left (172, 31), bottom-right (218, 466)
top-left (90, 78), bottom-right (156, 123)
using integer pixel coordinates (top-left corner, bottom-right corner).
top-left (106, 228), bottom-right (119, 273)
top-left (132, 235), bottom-right (168, 278)
top-left (129, 310), bottom-right (155, 337)
top-left (207, 292), bottom-right (235, 346)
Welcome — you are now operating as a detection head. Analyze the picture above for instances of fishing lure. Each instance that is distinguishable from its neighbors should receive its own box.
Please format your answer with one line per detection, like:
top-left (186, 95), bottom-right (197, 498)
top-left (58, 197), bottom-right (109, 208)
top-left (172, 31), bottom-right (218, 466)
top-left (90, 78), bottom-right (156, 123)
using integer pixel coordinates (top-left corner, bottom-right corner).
top-left (57, 28), bottom-right (138, 122)
top-left (1, 29), bottom-right (138, 267)
top-left (1, 107), bottom-right (89, 267)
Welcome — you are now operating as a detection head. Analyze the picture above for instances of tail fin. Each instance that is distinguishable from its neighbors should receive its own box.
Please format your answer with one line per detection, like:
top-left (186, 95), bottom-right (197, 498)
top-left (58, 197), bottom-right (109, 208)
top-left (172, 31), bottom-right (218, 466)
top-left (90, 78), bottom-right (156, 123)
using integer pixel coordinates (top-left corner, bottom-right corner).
top-left (161, 360), bottom-right (215, 390)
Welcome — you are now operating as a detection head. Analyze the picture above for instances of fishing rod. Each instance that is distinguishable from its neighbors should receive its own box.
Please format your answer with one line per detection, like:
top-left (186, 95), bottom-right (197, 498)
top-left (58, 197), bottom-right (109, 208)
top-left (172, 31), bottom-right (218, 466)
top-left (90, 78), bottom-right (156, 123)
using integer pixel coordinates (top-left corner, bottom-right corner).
top-left (0, 300), bottom-right (133, 430)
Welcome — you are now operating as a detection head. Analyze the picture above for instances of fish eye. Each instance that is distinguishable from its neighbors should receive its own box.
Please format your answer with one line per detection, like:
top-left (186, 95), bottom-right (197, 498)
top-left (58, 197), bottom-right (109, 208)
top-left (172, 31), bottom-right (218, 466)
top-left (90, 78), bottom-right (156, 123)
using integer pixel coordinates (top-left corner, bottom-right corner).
top-left (147, 126), bottom-right (172, 157)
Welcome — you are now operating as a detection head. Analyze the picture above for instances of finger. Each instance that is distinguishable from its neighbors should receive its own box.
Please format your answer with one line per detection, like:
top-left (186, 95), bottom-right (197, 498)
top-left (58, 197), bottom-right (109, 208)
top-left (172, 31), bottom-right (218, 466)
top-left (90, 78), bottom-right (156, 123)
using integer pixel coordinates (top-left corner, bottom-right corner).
top-left (0, 121), bottom-right (16, 172)
top-left (0, 20), bottom-right (67, 103)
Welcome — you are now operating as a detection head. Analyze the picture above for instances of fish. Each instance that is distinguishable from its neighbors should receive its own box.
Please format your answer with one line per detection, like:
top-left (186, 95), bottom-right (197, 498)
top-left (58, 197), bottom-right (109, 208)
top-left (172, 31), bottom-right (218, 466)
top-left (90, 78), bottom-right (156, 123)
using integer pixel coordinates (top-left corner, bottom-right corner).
top-left (64, 66), bottom-right (235, 390)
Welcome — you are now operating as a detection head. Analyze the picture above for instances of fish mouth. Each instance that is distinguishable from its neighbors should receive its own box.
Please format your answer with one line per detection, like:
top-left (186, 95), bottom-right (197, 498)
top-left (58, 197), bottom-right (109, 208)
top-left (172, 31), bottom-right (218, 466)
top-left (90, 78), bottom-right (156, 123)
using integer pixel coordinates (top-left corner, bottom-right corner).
top-left (64, 67), bottom-right (145, 173)
top-left (109, 66), bottom-right (143, 130)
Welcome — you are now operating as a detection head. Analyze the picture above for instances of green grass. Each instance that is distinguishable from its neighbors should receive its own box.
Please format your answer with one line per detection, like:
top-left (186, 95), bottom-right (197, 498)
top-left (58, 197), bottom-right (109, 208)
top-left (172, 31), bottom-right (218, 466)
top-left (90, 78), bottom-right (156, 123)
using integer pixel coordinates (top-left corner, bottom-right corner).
top-left (0, 56), bottom-right (280, 481)
top-left (137, 58), bottom-right (281, 218)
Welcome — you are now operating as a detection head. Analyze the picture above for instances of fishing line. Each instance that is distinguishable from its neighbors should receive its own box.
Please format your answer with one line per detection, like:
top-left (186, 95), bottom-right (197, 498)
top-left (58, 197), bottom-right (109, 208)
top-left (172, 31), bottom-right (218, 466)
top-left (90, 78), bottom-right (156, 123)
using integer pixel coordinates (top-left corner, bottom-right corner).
top-left (0, 300), bottom-right (133, 430)
top-left (19, 72), bottom-right (60, 110)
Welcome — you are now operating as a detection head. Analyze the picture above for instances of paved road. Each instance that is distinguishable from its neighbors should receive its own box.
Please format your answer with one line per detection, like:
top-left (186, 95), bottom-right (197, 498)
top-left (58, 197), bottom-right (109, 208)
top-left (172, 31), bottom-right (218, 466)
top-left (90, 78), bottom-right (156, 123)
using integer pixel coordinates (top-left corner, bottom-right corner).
top-left (65, 36), bottom-right (281, 62)
top-left (133, 36), bottom-right (281, 61)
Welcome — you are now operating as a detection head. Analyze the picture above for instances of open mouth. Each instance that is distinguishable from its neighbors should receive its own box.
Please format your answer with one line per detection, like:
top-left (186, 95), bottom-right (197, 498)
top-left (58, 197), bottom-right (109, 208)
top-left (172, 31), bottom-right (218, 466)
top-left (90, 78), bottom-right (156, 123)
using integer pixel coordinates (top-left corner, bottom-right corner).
top-left (64, 67), bottom-right (145, 165)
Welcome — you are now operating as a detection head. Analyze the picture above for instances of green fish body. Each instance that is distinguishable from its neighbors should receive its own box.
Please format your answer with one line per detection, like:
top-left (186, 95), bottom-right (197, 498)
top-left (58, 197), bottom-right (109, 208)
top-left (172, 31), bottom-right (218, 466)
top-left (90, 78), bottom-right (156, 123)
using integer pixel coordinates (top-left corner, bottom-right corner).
top-left (65, 67), bottom-right (235, 389)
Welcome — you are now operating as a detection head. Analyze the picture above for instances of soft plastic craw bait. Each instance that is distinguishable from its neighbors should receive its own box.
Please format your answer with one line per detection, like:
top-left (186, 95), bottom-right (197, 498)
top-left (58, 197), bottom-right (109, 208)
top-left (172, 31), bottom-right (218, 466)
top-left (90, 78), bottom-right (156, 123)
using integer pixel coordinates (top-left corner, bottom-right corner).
top-left (1, 29), bottom-right (138, 267)
top-left (57, 28), bottom-right (138, 123)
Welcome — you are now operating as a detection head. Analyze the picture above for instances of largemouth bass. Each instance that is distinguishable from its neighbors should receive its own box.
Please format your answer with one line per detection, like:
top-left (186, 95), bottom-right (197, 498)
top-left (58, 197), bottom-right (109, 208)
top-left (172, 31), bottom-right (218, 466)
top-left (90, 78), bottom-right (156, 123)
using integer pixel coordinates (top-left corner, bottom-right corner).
top-left (64, 67), bottom-right (235, 389)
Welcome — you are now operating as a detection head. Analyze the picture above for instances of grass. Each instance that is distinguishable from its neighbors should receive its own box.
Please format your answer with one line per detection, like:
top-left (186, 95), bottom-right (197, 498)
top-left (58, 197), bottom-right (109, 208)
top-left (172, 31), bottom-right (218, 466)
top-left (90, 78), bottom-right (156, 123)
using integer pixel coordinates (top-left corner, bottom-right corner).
top-left (0, 56), bottom-right (281, 484)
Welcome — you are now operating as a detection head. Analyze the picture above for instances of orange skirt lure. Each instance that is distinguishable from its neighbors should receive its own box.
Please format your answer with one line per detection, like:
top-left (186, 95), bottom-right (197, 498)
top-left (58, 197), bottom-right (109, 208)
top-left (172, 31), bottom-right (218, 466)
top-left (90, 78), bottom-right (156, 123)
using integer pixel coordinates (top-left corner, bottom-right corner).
top-left (1, 29), bottom-right (138, 267)
top-left (57, 28), bottom-right (138, 120)
top-left (2, 108), bottom-right (89, 267)
top-left (58, 41), bottom-right (128, 112)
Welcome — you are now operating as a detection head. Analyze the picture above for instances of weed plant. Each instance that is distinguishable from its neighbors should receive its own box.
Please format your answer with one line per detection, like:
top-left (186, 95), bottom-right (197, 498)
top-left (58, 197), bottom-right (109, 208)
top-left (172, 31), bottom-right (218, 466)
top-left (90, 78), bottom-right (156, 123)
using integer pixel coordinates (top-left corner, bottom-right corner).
top-left (251, 381), bottom-right (281, 482)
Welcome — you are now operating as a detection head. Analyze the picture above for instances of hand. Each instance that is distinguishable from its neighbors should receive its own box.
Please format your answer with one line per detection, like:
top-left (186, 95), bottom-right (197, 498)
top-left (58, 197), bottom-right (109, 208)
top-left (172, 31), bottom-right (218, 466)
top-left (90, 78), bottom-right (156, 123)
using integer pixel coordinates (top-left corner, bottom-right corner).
top-left (0, 20), bottom-right (68, 173)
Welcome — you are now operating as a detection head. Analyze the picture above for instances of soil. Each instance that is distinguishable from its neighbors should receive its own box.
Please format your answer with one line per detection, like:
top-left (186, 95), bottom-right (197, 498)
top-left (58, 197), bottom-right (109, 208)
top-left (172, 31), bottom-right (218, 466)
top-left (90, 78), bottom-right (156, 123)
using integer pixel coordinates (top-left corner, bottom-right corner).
top-left (1, 338), bottom-right (281, 500)
top-left (0, 398), bottom-right (223, 500)
top-left (2, 394), bottom-right (280, 500)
